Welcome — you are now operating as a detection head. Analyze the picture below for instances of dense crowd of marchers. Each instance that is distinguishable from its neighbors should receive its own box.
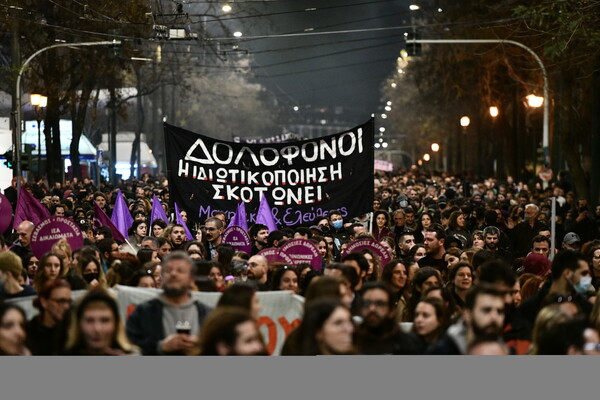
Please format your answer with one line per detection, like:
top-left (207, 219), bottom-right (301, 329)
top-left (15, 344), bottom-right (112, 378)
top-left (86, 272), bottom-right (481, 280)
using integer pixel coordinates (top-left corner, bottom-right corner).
top-left (0, 169), bottom-right (599, 356)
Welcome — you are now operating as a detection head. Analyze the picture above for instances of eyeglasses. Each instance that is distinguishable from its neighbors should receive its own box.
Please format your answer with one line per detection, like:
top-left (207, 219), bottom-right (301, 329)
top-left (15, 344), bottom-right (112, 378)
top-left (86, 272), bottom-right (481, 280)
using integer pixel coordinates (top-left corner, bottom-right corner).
top-left (362, 300), bottom-right (388, 308)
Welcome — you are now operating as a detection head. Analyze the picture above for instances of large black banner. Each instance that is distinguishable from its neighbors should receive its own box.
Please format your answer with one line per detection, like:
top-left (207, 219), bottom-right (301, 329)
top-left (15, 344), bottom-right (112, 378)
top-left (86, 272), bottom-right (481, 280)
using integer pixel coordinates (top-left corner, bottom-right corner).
top-left (164, 118), bottom-right (374, 228)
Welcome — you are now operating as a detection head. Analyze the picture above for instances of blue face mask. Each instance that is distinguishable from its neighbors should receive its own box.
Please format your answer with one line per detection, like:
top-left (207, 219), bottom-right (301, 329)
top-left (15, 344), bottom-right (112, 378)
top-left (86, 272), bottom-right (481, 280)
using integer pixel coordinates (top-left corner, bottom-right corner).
top-left (572, 276), bottom-right (592, 294)
top-left (332, 220), bottom-right (343, 230)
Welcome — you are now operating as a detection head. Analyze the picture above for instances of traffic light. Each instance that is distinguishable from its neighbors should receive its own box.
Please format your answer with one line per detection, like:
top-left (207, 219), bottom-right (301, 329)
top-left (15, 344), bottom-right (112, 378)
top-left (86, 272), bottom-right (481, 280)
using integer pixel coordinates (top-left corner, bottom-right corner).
top-left (406, 31), bottom-right (422, 57)
top-left (21, 144), bottom-right (34, 171)
top-left (3, 150), bottom-right (14, 169)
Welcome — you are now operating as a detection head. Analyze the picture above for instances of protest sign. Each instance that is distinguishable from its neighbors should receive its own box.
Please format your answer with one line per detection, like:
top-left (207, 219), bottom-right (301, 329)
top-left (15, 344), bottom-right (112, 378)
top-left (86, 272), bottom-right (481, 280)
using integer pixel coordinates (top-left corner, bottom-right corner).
top-left (30, 216), bottom-right (84, 259)
top-left (164, 119), bottom-right (374, 228)
top-left (258, 247), bottom-right (294, 266)
top-left (279, 238), bottom-right (323, 271)
top-left (222, 226), bottom-right (252, 254)
top-left (341, 238), bottom-right (392, 268)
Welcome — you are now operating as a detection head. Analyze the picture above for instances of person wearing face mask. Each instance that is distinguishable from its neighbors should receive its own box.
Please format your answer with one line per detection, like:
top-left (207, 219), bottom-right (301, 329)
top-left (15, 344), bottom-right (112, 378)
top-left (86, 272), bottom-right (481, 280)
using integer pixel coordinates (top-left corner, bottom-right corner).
top-left (516, 250), bottom-right (594, 330)
top-left (328, 210), bottom-right (350, 262)
top-left (76, 256), bottom-right (108, 290)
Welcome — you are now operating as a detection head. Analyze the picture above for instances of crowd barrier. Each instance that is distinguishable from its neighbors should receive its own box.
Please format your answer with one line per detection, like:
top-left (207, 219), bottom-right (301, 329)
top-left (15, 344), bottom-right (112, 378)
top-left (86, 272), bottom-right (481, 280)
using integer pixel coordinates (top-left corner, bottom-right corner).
top-left (7, 286), bottom-right (305, 356)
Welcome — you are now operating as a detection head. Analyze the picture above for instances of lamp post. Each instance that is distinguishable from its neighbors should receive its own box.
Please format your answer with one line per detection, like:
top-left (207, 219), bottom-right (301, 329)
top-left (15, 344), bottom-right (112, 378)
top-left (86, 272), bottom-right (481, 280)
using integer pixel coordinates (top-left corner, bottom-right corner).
top-left (14, 40), bottom-right (120, 190)
top-left (489, 106), bottom-right (499, 175)
top-left (30, 94), bottom-right (47, 177)
top-left (459, 116), bottom-right (470, 172)
top-left (404, 38), bottom-right (550, 167)
top-left (431, 142), bottom-right (439, 170)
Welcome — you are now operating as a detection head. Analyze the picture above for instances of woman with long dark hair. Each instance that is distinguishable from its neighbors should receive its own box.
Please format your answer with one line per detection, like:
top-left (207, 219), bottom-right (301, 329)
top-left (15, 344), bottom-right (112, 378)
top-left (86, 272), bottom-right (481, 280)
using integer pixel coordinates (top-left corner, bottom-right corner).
top-left (445, 211), bottom-right (472, 248)
top-left (294, 299), bottom-right (355, 355)
top-left (411, 297), bottom-right (448, 351)
top-left (400, 267), bottom-right (442, 322)
top-left (371, 210), bottom-right (394, 242)
top-left (0, 303), bottom-right (30, 355)
top-left (380, 259), bottom-right (409, 313)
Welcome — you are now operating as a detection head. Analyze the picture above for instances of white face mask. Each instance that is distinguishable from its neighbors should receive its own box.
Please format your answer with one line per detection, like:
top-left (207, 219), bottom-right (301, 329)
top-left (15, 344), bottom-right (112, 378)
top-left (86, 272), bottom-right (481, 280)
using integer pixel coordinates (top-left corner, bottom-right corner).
top-left (572, 276), bottom-right (592, 294)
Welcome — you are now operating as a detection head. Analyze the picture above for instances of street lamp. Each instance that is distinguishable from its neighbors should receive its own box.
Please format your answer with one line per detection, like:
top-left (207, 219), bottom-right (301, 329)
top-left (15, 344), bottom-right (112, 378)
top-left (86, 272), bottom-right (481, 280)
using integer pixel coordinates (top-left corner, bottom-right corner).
top-left (525, 94), bottom-right (544, 108)
top-left (489, 106), bottom-right (499, 118)
top-left (423, 153), bottom-right (430, 162)
top-left (431, 143), bottom-right (440, 152)
top-left (14, 40), bottom-right (120, 190)
top-left (460, 116), bottom-right (470, 127)
top-left (30, 94), bottom-right (47, 177)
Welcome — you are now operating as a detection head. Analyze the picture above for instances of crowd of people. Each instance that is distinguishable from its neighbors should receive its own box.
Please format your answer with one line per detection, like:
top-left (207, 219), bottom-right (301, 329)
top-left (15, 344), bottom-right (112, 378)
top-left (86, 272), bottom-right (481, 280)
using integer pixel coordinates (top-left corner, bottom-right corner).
top-left (1, 169), bottom-right (600, 356)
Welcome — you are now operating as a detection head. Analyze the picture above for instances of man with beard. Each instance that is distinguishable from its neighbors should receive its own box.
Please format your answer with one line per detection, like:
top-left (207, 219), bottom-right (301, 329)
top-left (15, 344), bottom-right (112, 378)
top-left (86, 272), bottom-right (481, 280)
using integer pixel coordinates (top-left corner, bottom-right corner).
top-left (482, 226), bottom-right (513, 265)
top-left (126, 251), bottom-right (212, 355)
top-left (478, 260), bottom-right (531, 355)
top-left (418, 225), bottom-right (446, 273)
top-left (248, 224), bottom-right (269, 255)
top-left (427, 284), bottom-right (506, 355)
top-left (170, 224), bottom-right (188, 251)
top-left (203, 217), bottom-right (224, 260)
top-left (97, 238), bottom-right (120, 273)
top-left (355, 282), bottom-right (423, 354)
top-left (246, 254), bottom-right (269, 289)
top-left (397, 231), bottom-right (415, 257)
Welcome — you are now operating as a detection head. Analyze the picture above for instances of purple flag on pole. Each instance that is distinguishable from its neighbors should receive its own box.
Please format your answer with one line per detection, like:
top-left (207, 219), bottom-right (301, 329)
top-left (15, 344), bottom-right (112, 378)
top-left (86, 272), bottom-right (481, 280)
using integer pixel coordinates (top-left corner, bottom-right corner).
top-left (110, 189), bottom-right (133, 240)
top-left (256, 194), bottom-right (278, 232)
top-left (94, 202), bottom-right (126, 242)
top-left (150, 195), bottom-right (170, 225)
top-left (227, 201), bottom-right (248, 231)
top-left (13, 186), bottom-right (51, 229)
top-left (174, 202), bottom-right (193, 240)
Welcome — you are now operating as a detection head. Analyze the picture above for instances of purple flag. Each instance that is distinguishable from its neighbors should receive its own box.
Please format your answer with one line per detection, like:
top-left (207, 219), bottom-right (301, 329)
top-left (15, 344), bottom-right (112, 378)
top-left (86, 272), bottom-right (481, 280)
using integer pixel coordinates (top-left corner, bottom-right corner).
top-left (110, 189), bottom-right (133, 240)
top-left (256, 194), bottom-right (278, 233)
top-left (150, 194), bottom-right (170, 225)
top-left (13, 186), bottom-right (51, 229)
top-left (174, 202), bottom-right (193, 240)
top-left (94, 202), bottom-right (126, 242)
top-left (227, 201), bottom-right (248, 231)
